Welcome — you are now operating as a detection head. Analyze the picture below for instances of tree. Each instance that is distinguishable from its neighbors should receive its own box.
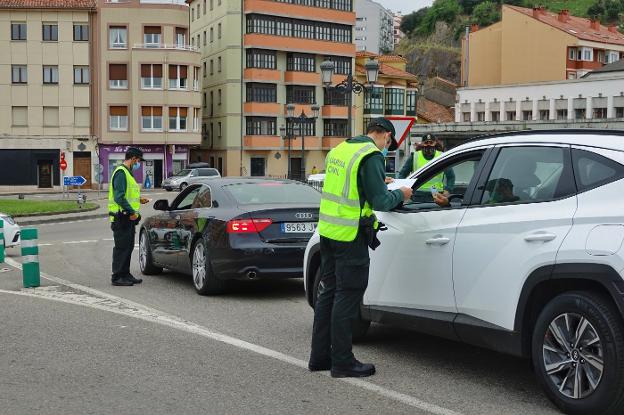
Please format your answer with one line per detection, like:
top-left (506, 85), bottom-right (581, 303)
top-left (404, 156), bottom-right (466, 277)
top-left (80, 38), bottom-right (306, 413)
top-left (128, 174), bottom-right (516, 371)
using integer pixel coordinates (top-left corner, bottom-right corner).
top-left (459, 0), bottom-right (482, 14)
top-left (416, 0), bottom-right (462, 36)
top-left (400, 7), bottom-right (430, 35)
top-left (472, 1), bottom-right (501, 27)
top-left (587, 1), bottom-right (605, 18)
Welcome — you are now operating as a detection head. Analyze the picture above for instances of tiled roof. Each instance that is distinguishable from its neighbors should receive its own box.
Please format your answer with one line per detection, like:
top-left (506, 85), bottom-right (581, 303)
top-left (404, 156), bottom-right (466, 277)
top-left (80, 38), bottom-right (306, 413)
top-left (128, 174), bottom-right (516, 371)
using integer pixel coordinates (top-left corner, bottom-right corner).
top-left (433, 76), bottom-right (458, 88)
top-left (378, 55), bottom-right (407, 63)
top-left (356, 63), bottom-right (419, 81)
top-left (356, 51), bottom-right (378, 58)
top-left (506, 5), bottom-right (624, 46)
top-left (416, 97), bottom-right (454, 123)
top-left (0, 0), bottom-right (96, 8)
top-left (584, 58), bottom-right (624, 75)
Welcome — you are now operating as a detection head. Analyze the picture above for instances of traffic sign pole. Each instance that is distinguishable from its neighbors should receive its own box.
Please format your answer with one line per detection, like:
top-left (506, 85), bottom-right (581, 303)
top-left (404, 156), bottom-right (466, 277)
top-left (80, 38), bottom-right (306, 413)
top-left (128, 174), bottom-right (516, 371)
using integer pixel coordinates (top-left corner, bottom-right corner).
top-left (21, 228), bottom-right (40, 288)
top-left (0, 219), bottom-right (5, 264)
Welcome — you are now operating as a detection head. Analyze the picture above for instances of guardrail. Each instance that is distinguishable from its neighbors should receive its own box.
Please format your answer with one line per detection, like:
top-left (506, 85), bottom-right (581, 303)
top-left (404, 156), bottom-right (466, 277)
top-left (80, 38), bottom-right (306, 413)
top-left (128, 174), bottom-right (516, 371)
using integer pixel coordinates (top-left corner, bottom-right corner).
top-left (133, 43), bottom-right (199, 52)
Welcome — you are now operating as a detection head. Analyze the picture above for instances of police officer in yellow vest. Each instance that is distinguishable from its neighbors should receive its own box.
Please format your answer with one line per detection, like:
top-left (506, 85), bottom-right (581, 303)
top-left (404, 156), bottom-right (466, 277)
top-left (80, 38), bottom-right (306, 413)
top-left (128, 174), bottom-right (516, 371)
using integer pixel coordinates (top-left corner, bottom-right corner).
top-left (309, 118), bottom-right (413, 378)
top-left (397, 135), bottom-right (455, 195)
top-left (109, 147), bottom-right (150, 286)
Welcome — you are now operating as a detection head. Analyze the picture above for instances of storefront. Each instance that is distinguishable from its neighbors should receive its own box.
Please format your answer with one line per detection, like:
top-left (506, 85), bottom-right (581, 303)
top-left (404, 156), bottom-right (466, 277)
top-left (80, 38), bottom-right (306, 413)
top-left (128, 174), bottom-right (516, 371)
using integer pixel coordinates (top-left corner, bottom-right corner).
top-left (98, 144), bottom-right (189, 188)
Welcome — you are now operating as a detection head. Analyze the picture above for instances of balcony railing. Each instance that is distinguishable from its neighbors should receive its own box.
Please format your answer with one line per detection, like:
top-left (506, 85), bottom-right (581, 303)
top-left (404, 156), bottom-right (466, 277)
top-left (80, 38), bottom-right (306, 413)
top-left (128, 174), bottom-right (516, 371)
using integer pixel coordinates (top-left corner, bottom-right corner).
top-left (106, 0), bottom-right (188, 4)
top-left (133, 43), bottom-right (199, 52)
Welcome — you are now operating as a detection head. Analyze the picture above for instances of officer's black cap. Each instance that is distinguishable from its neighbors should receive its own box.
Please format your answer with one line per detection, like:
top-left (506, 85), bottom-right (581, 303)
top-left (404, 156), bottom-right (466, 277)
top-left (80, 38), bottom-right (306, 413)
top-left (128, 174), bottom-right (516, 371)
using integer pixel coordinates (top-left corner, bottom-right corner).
top-left (367, 117), bottom-right (398, 151)
top-left (125, 147), bottom-right (145, 161)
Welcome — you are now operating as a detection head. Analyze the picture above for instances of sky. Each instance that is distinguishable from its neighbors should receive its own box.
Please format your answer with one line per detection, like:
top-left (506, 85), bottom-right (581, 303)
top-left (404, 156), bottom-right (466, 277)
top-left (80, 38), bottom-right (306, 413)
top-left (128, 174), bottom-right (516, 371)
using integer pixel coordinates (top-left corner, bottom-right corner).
top-left (375, 0), bottom-right (434, 15)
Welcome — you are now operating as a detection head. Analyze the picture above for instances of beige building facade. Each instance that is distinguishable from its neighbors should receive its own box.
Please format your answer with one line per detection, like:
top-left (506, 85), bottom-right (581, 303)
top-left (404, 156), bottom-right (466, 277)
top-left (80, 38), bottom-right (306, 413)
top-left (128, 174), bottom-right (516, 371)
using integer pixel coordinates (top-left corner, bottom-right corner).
top-left (0, 0), bottom-right (96, 191)
top-left (96, 0), bottom-right (201, 188)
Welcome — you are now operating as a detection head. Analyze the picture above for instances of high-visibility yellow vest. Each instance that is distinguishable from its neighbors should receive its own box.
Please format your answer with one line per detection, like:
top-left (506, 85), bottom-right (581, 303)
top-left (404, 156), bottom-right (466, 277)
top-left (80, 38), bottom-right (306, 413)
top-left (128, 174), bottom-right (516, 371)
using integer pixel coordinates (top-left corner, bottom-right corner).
top-left (413, 150), bottom-right (444, 191)
top-left (318, 141), bottom-right (379, 242)
top-left (108, 165), bottom-right (141, 222)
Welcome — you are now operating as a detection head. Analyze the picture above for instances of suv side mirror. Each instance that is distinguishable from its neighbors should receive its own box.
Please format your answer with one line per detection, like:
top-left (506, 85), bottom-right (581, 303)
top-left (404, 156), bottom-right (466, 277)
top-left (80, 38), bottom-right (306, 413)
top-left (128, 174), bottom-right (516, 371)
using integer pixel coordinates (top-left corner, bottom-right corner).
top-left (154, 199), bottom-right (170, 211)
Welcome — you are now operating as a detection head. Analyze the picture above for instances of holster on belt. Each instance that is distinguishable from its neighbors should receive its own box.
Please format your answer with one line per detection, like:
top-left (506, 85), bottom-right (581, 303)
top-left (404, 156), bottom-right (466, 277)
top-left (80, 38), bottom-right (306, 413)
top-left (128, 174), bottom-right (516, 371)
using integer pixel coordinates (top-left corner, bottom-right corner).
top-left (359, 216), bottom-right (381, 250)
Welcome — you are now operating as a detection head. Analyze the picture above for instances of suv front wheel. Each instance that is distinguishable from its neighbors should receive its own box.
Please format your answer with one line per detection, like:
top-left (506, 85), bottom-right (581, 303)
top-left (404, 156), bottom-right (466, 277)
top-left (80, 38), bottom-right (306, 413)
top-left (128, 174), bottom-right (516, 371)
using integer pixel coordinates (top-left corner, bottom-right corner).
top-left (532, 291), bottom-right (624, 415)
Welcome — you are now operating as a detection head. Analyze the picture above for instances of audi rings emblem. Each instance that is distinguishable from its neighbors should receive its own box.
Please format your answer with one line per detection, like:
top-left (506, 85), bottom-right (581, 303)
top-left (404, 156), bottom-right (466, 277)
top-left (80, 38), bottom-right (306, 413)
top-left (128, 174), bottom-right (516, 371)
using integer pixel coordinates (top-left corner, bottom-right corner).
top-left (295, 212), bottom-right (313, 219)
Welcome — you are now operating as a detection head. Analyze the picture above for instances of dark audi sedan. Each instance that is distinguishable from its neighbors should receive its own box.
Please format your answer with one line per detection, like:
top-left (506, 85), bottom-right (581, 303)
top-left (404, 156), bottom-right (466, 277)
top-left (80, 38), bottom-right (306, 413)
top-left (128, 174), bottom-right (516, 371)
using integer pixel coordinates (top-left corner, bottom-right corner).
top-left (139, 177), bottom-right (320, 295)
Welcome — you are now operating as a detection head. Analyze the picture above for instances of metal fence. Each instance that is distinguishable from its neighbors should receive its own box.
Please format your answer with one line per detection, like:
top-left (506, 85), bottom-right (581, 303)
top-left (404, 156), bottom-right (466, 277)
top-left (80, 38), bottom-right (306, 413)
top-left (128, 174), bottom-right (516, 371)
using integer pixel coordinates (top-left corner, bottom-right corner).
top-left (267, 175), bottom-right (323, 192)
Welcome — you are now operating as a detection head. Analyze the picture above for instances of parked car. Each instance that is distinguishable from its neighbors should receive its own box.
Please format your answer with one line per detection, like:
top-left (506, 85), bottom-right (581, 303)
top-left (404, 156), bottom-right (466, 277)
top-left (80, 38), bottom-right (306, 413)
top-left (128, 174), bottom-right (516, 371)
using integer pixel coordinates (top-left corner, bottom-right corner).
top-left (0, 213), bottom-right (20, 248)
top-left (162, 167), bottom-right (221, 191)
top-left (139, 177), bottom-right (320, 295)
top-left (304, 130), bottom-right (624, 415)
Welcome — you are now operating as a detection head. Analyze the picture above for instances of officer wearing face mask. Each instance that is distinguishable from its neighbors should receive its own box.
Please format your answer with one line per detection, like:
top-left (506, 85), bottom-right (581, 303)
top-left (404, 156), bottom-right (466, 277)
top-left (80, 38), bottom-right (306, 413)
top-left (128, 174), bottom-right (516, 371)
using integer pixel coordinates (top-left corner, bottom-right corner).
top-left (108, 147), bottom-right (150, 286)
top-left (397, 134), bottom-right (455, 195)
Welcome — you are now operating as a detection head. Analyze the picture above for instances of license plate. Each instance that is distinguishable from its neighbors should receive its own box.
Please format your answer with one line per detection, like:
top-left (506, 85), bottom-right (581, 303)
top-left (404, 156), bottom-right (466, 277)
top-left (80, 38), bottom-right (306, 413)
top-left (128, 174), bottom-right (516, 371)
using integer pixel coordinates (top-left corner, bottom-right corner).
top-left (281, 222), bottom-right (317, 233)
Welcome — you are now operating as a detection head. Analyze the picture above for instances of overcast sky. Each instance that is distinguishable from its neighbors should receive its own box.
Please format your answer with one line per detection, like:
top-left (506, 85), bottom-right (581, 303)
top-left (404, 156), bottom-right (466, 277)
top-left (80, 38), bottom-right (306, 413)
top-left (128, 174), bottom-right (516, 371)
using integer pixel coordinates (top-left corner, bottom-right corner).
top-left (375, 0), bottom-right (433, 14)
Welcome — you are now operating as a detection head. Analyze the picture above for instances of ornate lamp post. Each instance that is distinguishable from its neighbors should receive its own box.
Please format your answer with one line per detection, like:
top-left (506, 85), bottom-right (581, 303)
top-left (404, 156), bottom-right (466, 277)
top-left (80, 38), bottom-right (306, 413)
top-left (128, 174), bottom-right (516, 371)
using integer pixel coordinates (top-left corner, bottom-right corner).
top-left (286, 102), bottom-right (320, 180)
top-left (320, 58), bottom-right (380, 137)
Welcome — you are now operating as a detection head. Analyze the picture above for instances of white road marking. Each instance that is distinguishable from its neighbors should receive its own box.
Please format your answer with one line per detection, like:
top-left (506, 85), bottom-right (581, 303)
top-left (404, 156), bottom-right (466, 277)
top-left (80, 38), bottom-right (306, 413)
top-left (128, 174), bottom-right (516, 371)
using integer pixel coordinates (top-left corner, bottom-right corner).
top-left (1, 257), bottom-right (462, 415)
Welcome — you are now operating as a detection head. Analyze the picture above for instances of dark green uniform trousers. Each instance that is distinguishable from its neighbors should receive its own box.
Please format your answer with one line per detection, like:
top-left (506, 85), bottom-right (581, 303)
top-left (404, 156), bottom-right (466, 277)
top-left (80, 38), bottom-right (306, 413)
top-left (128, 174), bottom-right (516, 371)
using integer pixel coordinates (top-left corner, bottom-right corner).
top-left (310, 231), bottom-right (370, 366)
top-left (111, 217), bottom-right (136, 282)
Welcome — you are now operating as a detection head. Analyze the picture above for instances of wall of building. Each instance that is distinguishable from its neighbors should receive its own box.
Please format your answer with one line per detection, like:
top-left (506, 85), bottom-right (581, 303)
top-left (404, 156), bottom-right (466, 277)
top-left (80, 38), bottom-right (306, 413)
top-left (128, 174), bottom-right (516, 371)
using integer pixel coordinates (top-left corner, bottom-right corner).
top-left (464, 22), bottom-right (502, 87)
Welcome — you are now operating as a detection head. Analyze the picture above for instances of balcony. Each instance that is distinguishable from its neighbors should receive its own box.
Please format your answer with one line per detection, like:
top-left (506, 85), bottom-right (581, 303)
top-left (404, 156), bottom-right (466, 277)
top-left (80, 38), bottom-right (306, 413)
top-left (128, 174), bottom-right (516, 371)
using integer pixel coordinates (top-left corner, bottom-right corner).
top-left (244, 68), bottom-right (281, 82)
top-left (322, 137), bottom-right (345, 149)
top-left (244, 135), bottom-right (321, 149)
top-left (133, 43), bottom-right (199, 52)
top-left (284, 71), bottom-right (320, 85)
top-left (321, 105), bottom-right (350, 118)
top-left (244, 0), bottom-right (354, 26)
top-left (244, 102), bottom-right (282, 115)
top-left (244, 34), bottom-right (355, 56)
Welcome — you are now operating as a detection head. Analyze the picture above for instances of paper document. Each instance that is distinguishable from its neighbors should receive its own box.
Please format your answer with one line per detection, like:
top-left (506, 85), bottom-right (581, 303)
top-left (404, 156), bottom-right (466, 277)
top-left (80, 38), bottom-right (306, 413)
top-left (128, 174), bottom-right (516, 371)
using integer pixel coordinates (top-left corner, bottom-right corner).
top-left (387, 179), bottom-right (416, 191)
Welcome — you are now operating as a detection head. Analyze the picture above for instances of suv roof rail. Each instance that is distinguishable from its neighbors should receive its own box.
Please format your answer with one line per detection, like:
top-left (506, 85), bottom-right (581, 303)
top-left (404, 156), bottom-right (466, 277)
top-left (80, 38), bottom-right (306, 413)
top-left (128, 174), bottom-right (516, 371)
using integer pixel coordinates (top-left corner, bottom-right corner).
top-left (465, 128), bottom-right (624, 144)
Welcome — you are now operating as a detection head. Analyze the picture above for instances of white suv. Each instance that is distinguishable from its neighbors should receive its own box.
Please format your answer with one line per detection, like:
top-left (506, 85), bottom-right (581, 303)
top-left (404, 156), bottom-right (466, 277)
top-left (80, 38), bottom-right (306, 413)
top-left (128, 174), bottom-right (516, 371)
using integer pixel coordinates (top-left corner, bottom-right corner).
top-left (303, 131), bottom-right (624, 415)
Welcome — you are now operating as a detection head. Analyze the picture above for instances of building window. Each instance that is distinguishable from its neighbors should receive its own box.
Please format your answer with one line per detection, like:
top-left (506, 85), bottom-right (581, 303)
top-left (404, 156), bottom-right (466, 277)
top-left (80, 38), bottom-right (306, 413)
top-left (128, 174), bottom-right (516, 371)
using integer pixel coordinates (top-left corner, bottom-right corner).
top-left (109, 26), bottom-right (127, 48)
top-left (556, 109), bottom-right (568, 120)
top-left (491, 111), bottom-right (500, 121)
top-left (575, 108), bottom-right (586, 119)
top-left (218, 23), bottom-right (222, 39)
top-left (406, 90), bottom-right (417, 116)
top-left (175, 27), bottom-right (187, 47)
top-left (194, 108), bottom-right (200, 132)
top-left (218, 121), bottom-right (222, 138)
top-left (11, 65), bottom-right (27, 84)
top-left (246, 14), bottom-right (352, 43)
top-left (210, 91), bottom-right (213, 116)
top-left (364, 87), bottom-right (383, 114)
top-left (109, 106), bottom-right (128, 131)
top-left (144, 26), bottom-right (162, 47)
top-left (568, 48), bottom-right (575, 60)
top-left (218, 89), bottom-right (222, 105)
top-left (74, 107), bottom-right (90, 127)
top-left (12, 106), bottom-right (27, 126)
top-left (287, 118), bottom-right (316, 136)
top-left (42, 23), bottom-right (58, 41)
top-left (506, 111), bottom-right (516, 121)
top-left (246, 83), bottom-right (277, 102)
top-left (203, 62), bottom-right (207, 77)
top-left (323, 56), bottom-right (351, 75)
top-left (593, 107), bottom-right (607, 119)
top-left (203, 31), bottom-right (207, 46)
top-left (607, 51), bottom-right (620, 64)
top-left (246, 49), bottom-right (277, 69)
top-left (74, 24), bottom-right (89, 41)
top-left (218, 57), bottom-right (222, 72)
top-left (203, 93), bottom-right (207, 107)
top-left (324, 88), bottom-right (349, 106)
top-left (323, 119), bottom-right (348, 136)
top-left (194, 67), bottom-right (200, 90)
top-left (169, 65), bottom-right (188, 89)
top-left (384, 88), bottom-right (404, 115)
top-left (210, 27), bottom-right (214, 42)
top-left (286, 85), bottom-right (316, 104)
top-left (597, 51), bottom-right (606, 64)
top-left (477, 112), bottom-right (485, 121)
top-left (73, 66), bottom-right (90, 84)
top-left (250, 157), bottom-right (266, 177)
top-left (246, 116), bottom-right (276, 135)
top-left (616, 107), bottom-right (624, 118)
top-left (522, 110), bottom-right (532, 120)
top-left (581, 47), bottom-right (593, 62)
top-left (43, 66), bottom-right (59, 84)
top-left (169, 107), bottom-right (188, 131)
top-left (11, 22), bottom-right (27, 40)
top-left (141, 106), bottom-right (163, 131)
top-left (539, 110), bottom-right (550, 120)
top-left (109, 64), bottom-right (128, 89)
top-left (461, 112), bottom-right (470, 122)
top-left (286, 53), bottom-right (315, 72)
top-left (210, 0), bottom-right (214, 10)
top-left (141, 64), bottom-right (163, 89)
top-left (210, 59), bottom-right (214, 75)
top-left (43, 107), bottom-right (59, 127)
top-left (272, 0), bottom-right (351, 11)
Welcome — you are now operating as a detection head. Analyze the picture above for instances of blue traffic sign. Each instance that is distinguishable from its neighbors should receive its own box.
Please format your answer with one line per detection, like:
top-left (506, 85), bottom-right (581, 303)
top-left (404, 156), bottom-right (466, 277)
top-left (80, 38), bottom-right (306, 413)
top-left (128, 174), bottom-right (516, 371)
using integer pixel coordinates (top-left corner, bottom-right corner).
top-left (63, 176), bottom-right (87, 186)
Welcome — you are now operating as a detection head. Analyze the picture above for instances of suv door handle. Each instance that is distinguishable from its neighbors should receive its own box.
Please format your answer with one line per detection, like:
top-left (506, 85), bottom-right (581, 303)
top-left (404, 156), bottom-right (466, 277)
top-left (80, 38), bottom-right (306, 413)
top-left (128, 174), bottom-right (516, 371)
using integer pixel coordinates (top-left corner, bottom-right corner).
top-left (524, 232), bottom-right (556, 242)
top-left (425, 236), bottom-right (450, 245)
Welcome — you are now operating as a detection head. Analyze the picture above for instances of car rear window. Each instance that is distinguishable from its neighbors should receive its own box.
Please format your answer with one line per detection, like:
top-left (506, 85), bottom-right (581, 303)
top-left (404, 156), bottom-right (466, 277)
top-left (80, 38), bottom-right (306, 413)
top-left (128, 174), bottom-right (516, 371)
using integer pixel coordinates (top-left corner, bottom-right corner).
top-left (224, 182), bottom-right (320, 205)
top-left (572, 149), bottom-right (624, 192)
top-left (198, 168), bottom-right (219, 177)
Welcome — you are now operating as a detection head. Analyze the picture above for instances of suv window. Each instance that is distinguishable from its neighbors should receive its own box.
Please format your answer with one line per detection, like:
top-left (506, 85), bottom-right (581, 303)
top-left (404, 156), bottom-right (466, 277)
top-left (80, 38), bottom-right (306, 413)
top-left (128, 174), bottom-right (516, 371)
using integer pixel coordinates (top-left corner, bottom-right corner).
top-left (198, 168), bottom-right (218, 177)
top-left (480, 146), bottom-right (575, 205)
top-left (572, 149), bottom-right (624, 193)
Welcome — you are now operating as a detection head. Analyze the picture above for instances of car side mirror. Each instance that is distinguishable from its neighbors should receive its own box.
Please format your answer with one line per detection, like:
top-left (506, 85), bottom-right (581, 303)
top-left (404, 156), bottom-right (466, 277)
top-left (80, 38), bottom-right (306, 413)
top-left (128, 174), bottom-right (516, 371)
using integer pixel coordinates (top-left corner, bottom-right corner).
top-left (212, 200), bottom-right (219, 208)
top-left (154, 199), bottom-right (170, 211)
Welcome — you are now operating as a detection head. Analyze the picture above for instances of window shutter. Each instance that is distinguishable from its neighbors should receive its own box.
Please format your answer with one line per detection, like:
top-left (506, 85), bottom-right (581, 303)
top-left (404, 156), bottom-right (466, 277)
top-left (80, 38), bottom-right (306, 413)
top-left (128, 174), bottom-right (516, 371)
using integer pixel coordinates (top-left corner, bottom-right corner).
top-left (153, 106), bottom-right (162, 116)
top-left (153, 64), bottom-right (162, 77)
top-left (169, 65), bottom-right (177, 79)
top-left (141, 106), bottom-right (151, 116)
top-left (144, 26), bottom-right (161, 34)
top-left (180, 65), bottom-right (188, 78)
top-left (110, 64), bottom-right (127, 80)
top-left (179, 107), bottom-right (188, 117)
top-left (110, 106), bottom-right (127, 116)
top-left (141, 64), bottom-right (151, 78)
top-left (169, 107), bottom-right (178, 117)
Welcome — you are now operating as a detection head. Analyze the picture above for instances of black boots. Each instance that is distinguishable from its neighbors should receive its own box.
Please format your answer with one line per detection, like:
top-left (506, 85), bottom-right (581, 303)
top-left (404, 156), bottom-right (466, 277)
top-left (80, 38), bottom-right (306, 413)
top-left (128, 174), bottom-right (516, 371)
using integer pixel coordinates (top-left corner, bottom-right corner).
top-left (330, 359), bottom-right (376, 378)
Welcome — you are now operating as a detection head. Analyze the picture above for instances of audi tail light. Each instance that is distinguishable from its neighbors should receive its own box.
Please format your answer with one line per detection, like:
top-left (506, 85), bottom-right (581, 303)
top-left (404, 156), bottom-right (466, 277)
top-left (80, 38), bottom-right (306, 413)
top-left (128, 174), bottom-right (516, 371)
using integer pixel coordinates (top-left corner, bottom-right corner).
top-left (226, 218), bottom-right (273, 234)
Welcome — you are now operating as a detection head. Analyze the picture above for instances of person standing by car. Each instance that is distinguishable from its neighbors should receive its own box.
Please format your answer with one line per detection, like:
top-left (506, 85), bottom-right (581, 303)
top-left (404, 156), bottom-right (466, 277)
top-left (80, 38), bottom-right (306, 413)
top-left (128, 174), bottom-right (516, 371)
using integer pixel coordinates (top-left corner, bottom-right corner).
top-left (109, 147), bottom-right (150, 286)
top-left (397, 135), bottom-right (455, 195)
top-left (309, 118), bottom-right (412, 378)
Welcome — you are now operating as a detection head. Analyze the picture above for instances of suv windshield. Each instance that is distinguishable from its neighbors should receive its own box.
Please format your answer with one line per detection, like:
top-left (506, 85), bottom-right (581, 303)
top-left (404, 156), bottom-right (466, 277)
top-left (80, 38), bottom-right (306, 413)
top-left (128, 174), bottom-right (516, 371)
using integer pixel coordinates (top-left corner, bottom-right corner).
top-left (224, 182), bottom-right (320, 205)
top-left (173, 169), bottom-right (191, 177)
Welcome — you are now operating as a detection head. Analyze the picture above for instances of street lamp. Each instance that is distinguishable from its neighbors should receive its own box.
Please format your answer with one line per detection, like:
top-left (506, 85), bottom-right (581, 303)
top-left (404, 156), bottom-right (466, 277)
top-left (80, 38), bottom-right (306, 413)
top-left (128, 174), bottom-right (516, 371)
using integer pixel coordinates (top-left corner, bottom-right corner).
top-left (286, 102), bottom-right (320, 180)
top-left (320, 57), bottom-right (380, 137)
top-left (279, 125), bottom-right (291, 179)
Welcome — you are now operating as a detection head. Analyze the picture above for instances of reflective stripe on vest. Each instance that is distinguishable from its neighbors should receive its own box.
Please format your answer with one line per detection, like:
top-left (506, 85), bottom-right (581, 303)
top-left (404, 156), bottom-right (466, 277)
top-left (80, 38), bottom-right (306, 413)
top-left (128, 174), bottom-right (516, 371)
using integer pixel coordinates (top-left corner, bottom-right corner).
top-left (108, 165), bottom-right (141, 222)
top-left (413, 150), bottom-right (444, 191)
top-left (317, 141), bottom-right (379, 242)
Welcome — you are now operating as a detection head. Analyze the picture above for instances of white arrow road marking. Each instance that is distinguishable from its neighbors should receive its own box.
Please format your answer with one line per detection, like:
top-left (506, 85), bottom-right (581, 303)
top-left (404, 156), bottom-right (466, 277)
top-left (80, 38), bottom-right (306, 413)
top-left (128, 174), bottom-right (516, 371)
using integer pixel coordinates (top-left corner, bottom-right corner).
top-left (2, 257), bottom-right (463, 415)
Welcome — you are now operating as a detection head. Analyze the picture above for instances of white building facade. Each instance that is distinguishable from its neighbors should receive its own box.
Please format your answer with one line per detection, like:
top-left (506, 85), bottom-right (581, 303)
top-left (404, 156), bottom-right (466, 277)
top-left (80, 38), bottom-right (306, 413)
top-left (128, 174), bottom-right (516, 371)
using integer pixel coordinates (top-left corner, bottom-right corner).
top-left (354, 0), bottom-right (394, 54)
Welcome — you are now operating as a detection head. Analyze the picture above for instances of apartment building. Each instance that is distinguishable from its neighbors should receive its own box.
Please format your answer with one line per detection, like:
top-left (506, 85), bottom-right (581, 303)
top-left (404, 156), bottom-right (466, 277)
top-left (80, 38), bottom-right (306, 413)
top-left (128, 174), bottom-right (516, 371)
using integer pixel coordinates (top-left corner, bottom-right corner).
top-left (354, 0), bottom-right (394, 54)
top-left (0, 0), bottom-right (96, 191)
top-left (96, 0), bottom-right (201, 188)
top-left (392, 12), bottom-right (404, 49)
top-left (463, 5), bottom-right (624, 87)
top-left (189, 0), bottom-right (356, 177)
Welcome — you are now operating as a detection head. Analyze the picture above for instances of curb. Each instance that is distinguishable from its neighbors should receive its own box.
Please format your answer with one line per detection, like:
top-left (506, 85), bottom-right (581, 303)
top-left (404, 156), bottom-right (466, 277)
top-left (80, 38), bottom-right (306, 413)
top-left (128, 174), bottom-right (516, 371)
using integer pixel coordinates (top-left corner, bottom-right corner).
top-left (17, 213), bottom-right (109, 226)
top-left (12, 203), bottom-right (101, 219)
